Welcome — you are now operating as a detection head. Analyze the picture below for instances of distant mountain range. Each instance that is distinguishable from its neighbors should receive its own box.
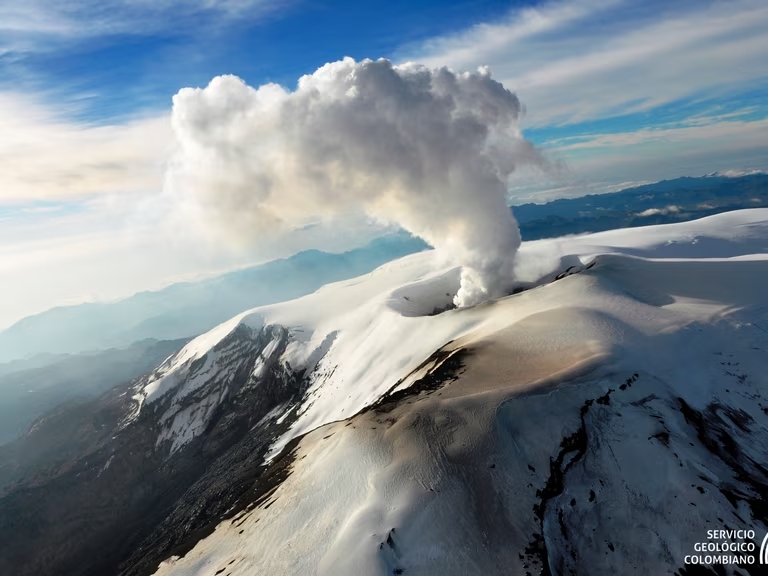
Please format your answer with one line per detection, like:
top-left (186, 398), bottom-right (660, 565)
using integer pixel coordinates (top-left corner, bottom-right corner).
top-left (515, 173), bottom-right (768, 239)
top-left (0, 234), bottom-right (428, 363)
top-left (0, 173), bottom-right (765, 364)
top-left (0, 338), bottom-right (189, 447)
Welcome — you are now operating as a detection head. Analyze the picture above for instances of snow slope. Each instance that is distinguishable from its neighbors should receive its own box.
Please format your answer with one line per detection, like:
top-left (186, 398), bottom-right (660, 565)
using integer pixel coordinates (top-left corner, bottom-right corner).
top-left (145, 209), bottom-right (768, 576)
top-left (129, 209), bottom-right (768, 462)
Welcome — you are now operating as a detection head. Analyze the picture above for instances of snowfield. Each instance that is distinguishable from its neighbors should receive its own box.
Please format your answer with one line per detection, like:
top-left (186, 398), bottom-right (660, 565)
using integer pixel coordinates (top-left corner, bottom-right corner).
top-left (133, 209), bottom-right (768, 576)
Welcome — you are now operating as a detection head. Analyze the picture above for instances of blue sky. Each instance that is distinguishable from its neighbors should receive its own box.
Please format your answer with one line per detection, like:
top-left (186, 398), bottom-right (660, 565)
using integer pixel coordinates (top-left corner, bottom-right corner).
top-left (1, 0), bottom-right (767, 328)
top-left (1, 0), bottom-right (516, 119)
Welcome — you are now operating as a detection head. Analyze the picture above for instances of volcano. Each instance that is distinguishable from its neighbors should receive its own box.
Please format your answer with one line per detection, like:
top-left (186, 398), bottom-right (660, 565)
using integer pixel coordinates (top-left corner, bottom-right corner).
top-left (2, 209), bottom-right (768, 576)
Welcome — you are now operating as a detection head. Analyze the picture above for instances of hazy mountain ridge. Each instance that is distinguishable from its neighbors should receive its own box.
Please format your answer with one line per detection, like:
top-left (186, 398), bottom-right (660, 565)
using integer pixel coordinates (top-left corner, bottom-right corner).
top-left (0, 338), bottom-right (189, 446)
top-left (516, 173), bottom-right (768, 239)
top-left (0, 234), bottom-right (428, 363)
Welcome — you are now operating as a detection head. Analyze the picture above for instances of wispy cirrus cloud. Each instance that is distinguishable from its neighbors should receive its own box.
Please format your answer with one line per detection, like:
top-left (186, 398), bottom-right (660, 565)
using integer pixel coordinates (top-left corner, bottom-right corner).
top-left (0, 0), bottom-right (285, 47)
top-left (552, 117), bottom-right (768, 154)
top-left (405, 0), bottom-right (768, 127)
top-left (402, 0), bottom-right (768, 197)
top-left (505, 115), bottom-right (768, 203)
top-left (0, 0), bottom-right (295, 122)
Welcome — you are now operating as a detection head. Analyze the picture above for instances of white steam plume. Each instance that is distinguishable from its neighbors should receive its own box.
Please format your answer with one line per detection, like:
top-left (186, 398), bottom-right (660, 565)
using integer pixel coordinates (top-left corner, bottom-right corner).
top-left (167, 57), bottom-right (543, 307)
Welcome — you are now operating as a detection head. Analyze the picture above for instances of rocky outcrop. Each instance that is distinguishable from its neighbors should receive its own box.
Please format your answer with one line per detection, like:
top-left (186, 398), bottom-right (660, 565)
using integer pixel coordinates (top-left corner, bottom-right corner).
top-left (0, 323), bottom-right (307, 576)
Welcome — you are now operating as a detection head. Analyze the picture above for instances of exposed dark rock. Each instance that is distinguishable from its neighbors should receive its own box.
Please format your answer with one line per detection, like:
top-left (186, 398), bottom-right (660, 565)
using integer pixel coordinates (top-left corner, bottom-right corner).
top-left (0, 324), bottom-right (308, 576)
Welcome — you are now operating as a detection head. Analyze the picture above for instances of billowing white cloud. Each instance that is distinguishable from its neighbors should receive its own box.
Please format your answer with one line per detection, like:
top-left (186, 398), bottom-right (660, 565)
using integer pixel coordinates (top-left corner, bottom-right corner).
top-left (0, 93), bottom-right (172, 202)
top-left (168, 58), bottom-right (545, 306)
top-left (3, 0), bottom-right (767, 327)
top-left (405, 0), bottom-right (768, 127)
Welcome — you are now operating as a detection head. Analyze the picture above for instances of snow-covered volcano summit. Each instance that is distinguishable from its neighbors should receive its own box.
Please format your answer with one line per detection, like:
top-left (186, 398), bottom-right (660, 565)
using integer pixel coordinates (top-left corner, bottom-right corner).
top-left (141, 209), bottom-right (768, 576)
top-left (5, 210), bottom-right (767, 576)
top-left (130, 209), bottom-right (768, 462)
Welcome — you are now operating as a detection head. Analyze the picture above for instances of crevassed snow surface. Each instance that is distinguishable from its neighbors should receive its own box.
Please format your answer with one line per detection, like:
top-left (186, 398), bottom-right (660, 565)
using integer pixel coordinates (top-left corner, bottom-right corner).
top-left (134, 209), bottom-right (768, 458)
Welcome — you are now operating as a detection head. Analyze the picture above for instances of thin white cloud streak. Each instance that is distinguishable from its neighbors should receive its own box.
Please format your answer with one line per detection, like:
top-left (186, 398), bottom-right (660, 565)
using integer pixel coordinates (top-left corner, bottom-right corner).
top-left (507, 118), bottom-right (768, 203)
top-left (0, 4), bottom-right (72, 35)
top-left (558, 119), bottom-right (768, 184)
top-left (0, 0), bottom-right (285, 55)
top-left (553, 118), bottom-right (768, 154)
top-left (0, 93), bottom-right (172, 202)
top-left (406, 0), bottom-right (768, 126)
